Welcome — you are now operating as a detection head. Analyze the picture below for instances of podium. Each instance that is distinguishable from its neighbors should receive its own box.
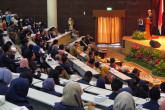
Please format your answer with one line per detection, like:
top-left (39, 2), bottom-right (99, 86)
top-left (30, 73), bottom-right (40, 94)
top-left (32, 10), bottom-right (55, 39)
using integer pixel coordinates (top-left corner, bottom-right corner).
top-left (145, 18), bottom-right (151, 40)
top-left (140, 18), bottom-right (159, 40)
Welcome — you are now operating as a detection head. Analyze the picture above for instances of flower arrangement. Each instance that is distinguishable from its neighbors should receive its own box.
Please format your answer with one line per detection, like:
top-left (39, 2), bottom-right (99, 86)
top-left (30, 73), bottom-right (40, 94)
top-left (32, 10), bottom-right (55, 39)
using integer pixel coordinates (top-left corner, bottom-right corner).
top-left (126, 44), bottom-right (165, 77)
top-left (132, 30), bottom-right (146, 40)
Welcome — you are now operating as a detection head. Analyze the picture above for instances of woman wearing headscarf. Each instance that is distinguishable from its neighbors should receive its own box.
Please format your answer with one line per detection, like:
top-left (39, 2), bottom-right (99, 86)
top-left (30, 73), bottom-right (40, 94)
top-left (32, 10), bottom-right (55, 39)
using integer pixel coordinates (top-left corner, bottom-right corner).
top-left (27, 25), bottom-right (34, 34)
top-left (107, 92), bottom-right (136, 110)
top-left (100, 66), bottom-right (113, 84)
top-left (33, 45), bottom-right (42, 63)
top-left (44, 29), bottom-right (51, 40)
top-left (54, 82), bottom-right (95, 110)
top-left (159, 100), bottom-right (165, 110)
top-left (6, 78), bottom-right (33, 110)
top-left (0, 69), bottom-right (12, 95)
top-left (96, 78), bottom-right (106, 89)
top-left (16, 58), bottom-right (41, 79)
top-left (41, 78), bottom-right (61, 97)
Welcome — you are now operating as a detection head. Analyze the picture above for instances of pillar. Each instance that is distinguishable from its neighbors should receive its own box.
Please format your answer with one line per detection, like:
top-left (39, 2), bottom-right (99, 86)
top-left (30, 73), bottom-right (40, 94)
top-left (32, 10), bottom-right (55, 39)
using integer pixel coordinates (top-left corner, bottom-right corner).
top-left (47, 0), bottom-right (57, 28)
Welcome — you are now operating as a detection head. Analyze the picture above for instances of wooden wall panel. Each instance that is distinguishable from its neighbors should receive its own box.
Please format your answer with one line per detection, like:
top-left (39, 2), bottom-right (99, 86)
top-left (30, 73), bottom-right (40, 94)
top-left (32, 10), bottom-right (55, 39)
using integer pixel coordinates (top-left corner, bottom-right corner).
top-left (57, 0), bottom-right (152, 36)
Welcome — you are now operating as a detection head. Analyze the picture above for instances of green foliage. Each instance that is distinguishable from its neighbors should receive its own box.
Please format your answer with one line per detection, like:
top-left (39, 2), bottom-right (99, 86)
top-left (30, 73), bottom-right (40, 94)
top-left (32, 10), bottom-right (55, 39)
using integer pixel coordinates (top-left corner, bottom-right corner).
top-left (132, 30), bottom-right (146, 40)
top-left (126, 44), bottom-right (165, 77)
top-left (153, 60), bottom-right (165, 77)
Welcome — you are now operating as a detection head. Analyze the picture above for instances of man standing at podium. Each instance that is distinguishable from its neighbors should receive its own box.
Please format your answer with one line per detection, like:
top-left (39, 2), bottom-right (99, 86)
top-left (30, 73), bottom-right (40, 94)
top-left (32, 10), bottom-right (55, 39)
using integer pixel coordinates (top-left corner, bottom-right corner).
top-left (147, 9), bottom-right (153, 35)
top-left (147, 9), bottom-right (153, 22)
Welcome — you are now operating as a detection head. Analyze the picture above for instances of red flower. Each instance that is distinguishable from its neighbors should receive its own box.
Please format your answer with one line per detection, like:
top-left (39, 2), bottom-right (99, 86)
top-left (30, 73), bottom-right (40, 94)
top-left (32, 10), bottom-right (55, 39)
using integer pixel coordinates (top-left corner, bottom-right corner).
top-left (134, 44), bottom-right (140, 50)
top-left (146, 54), bottom-right (151, 60)
top-left (137, 52), bottom-right (142, 58)
top-left (160, 49), bottom-right (165, 58)
top-left (155, 58), bottom-right (160, 64)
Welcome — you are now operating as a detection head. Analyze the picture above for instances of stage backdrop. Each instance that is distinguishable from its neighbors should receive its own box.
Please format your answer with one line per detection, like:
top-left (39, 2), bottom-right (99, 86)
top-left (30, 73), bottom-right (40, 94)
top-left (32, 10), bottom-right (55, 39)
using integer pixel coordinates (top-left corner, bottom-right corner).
top-left (97, 17), bottom-right (122, 44)
top-left (93, 10), bottom-right (125, 44)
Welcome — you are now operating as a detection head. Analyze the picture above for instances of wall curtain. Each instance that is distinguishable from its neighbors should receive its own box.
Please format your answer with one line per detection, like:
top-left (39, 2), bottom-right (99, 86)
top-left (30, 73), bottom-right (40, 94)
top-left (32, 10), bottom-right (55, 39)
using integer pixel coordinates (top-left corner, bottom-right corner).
top-left (97, 17), bottom-right (122, 44)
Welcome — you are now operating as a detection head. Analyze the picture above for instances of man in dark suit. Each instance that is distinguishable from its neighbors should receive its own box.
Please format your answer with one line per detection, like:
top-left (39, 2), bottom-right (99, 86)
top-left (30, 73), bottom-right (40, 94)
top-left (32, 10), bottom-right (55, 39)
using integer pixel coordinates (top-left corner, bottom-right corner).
top-left (147, 9), bottom-right (153, 35)
top-left (148, 9), bottom-right (153, 22)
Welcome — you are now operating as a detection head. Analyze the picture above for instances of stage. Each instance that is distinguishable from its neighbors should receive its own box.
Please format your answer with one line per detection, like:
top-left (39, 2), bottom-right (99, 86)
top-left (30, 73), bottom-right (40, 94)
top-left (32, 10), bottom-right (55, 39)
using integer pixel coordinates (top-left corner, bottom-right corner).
top-left (122, 36), bottom-right (165, 54)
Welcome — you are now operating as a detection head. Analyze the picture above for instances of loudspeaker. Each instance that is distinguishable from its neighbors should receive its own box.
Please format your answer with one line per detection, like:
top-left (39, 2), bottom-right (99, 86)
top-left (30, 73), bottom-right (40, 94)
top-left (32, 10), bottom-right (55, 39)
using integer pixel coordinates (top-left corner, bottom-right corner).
top-left (149, 40), bottom-right (161, 48)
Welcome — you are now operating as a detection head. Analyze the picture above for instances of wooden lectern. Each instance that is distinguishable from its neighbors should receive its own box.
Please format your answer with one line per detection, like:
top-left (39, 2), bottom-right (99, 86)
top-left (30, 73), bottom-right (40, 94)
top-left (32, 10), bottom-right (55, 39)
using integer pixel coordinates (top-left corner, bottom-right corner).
top-left (145, 18), bottom-right (151, 40)
top-left (140, 18), bottom-right (159, 40)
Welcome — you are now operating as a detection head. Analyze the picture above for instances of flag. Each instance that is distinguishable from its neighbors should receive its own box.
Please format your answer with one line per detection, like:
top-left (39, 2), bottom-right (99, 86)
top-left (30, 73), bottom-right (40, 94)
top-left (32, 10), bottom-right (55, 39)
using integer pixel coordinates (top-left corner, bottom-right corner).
top-left (158, 0), bottom-right (164, 35)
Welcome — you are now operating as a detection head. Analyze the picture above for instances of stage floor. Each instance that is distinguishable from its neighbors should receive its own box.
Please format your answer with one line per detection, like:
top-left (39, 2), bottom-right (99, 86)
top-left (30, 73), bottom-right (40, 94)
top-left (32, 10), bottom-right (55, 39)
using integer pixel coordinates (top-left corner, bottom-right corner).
top-left (122, 36), bottom-right (165, 54)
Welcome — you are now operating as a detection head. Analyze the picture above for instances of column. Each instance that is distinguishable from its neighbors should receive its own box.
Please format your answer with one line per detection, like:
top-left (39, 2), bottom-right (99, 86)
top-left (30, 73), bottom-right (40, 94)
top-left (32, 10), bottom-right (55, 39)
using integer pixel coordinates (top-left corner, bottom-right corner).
top-left (47, 0), bottom-right (57, 28)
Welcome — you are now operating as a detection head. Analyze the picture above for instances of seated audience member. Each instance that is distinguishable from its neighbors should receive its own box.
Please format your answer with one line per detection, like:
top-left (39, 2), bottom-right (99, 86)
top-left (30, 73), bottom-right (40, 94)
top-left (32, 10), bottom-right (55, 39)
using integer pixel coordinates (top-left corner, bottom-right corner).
top-left (49, 27), bottom-right (57, 38)
top-left (69, 42), bottom-right (81, 56)
top-left (100, 66), bottom-right (112, 84)
top-left (85, 35), bottom-right (91, 45)
top-left (129, 68), bottom-right (141, 84)
top-left (160, 82), bottom-right (165, 98)
top-left (48, 39), bottom-right (58, 55)
top-left (138, 80), bottom-right (149, 99)
top-left (89, 51), bottom-right (94, 59)
top-left (80, 37), bottom-right (87, 46)
top-left (58, 44), bottom-right (67, 57)
top-left (120, 65), bottom-right (130, 76)
top-left (27, 25), bottom-right (34, 34)
top-left (41, 78), bottom-right (61, 97)
top-left (72, 30), bottom-right (79, 39)
top-left (44, 29), bottom-right (51, 40)
top-left (48, 69), bottom-right (60, 85)
top-left (54, 82), bottom-right (95, 110)
top-left (37, 38), bottom-right (48, 51)
top-left (0, 44), bottom-right (16, 71)
top-left (55, 66), bottom-right (70, 80)
top-left (159, 100), bottom-right (165, 110)
top-left (88, 58), bottom-right (95, 68)
top-left (19, 71), bottom-right (33, 85)
top-left (83, 46), bottom-right (89, 54)
top-left (67, 42), bottom-right (77, 52)
top-left (16, 58), bottom-right (41, 79)
top-left (0, 29), bottom-right (4, 47)
top-left (20, 29), bottom-right (31, 42)
top-left (77, 71), bottom-right (93, 85)
top-left (7, 22), bottom-right (16, 43)
top-left (21, 38), bottom-right (29, 55)
top-left (39, 29), bottom-right (45, 40)
top-left (33, 45), bottom-right (42, 63)
top-left (6, 78), bottom-right (33, 110)
top-left (110, 58), bottom-right (116, 69)
top-left (142, 87), bottom-right (160, 110)
top-left (61, 56), bottom-right (74, 75)
top-left (23, 44), bottom-right (34, 57)
top-left (107, 92), bottom-right (136, 110)
top-left (0, 69), bottom-right (12, 95)
top-left (128, 79), bottom-right (139, 97)
top-left (55, 54), bottom-right (62, 64)
top-left (94, 62), bottom-right (101, 73)
top-left (51, 40), bottom-right (59, 58)
top-left (24, 50), bottom-right (42, 74)
top-left (107, 79), bottom-right (123, 100)
top-left (31, 24), bottom-right (37, 34)
top-left (96, 78), bottom-right (106, 89)
top-left (94, 51), bottom-right (105, 62)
